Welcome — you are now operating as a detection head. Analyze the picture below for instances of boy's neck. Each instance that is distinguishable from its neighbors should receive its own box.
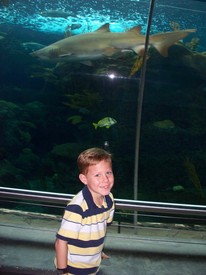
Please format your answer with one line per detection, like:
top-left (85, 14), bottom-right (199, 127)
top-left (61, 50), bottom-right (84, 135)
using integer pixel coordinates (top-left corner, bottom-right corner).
top-left (94, 195), bottom-right (104, 207)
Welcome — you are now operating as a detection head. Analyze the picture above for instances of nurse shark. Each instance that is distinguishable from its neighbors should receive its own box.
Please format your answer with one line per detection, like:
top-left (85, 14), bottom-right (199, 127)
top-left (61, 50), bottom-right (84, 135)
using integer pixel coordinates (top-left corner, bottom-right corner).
top-left (31, 23), bottom-right (196, 63)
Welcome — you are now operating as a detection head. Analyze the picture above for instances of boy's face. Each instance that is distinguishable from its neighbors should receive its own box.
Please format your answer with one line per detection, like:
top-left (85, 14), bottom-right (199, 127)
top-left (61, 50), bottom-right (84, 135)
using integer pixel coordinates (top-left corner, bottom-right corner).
top-left (79, 160), bottom-right (114, 201)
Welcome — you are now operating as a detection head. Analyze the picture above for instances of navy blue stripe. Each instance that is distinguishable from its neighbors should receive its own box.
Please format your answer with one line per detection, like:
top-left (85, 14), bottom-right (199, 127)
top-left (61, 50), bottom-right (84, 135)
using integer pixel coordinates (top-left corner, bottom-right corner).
top-left (67, 265), bottom-right (98, 275)
top-left (82, 186), bottom-right (96, 209)
top-left (67, 236), bottom-right (104, 248)
top-left (56, 234), bottom-right (105, 248)
top-left (82, 206), bottom-right (111, 218)
top-left (105, 194), bottom-right (113, 208)
top-left (65, 187), bottom-right (113, 218)
top-left (66, 203), bottom-right (111, 219)
top-left (56, 233), bottom-right (70, 242)
top-left (83, 186), bottom-right (113, 210)
top-left (65, 204), bottom-right (83, 215)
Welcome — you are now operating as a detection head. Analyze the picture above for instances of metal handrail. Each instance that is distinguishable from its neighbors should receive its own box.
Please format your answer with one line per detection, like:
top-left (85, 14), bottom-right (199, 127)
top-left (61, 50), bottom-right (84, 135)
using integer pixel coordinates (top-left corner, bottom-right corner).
top-left (0, 186), bottom-right (206, 217)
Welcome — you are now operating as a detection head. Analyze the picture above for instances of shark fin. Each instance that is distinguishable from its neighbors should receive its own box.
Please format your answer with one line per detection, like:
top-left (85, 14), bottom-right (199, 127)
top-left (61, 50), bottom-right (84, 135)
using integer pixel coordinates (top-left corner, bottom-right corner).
top-left (95, 23), bottom-right (110, 33)
top-left (132, 45), bottom-right (146, 56)
top-left (154, 45), bottom-right (169, 57)
top-left (127, 25), bottom-right (142, 34)
top-left (151, 29), bottom-right (196, 57)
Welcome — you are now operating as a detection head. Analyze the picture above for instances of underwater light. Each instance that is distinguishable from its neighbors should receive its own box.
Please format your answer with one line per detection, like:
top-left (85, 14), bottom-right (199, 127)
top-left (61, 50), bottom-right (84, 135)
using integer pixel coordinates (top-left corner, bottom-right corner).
top-left (108, 73), bottom-right (116, 79)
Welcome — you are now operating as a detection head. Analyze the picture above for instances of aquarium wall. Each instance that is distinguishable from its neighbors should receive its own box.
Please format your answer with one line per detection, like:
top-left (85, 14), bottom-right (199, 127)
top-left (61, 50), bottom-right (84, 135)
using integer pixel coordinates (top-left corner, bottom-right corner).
top-left (0, 0), bottom-right (206, 207)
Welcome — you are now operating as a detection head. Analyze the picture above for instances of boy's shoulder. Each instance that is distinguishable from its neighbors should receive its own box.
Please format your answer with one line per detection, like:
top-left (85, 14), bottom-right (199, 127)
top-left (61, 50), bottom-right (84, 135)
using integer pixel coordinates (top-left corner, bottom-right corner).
top-left (68, 189), bottom-right (85, 206)
top-left (66, 188), bottom-right (89, 213)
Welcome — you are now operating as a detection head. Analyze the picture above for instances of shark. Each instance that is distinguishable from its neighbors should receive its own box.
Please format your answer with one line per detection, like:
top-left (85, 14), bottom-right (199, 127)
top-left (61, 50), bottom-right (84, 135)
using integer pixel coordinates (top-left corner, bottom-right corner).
top-left (31, 23), bottom-right (196, 63)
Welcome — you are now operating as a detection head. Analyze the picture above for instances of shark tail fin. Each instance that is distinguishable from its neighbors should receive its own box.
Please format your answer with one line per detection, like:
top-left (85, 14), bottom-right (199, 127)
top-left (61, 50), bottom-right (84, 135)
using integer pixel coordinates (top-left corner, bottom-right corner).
top-left (151, 29), bottom-right (196, 57)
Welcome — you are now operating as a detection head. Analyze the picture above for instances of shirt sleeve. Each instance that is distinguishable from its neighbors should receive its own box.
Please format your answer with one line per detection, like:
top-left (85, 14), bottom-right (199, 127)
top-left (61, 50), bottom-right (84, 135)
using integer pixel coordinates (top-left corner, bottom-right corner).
top-left (56, 204), bottom-right (83, 241)
top-left (107, 193), bottom-right (115, 225)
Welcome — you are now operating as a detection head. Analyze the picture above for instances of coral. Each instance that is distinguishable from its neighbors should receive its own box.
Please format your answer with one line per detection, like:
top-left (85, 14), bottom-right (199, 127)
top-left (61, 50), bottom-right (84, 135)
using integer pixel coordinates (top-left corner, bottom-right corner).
top-left (0, 100), bottom-right (20, 119)
top-left (18, 130), bottom-right (31, 144)
top-left (0, 159), bottom-right (24, 187)
top-left (186, 37), bottom-right (200, 52)
top-left (169, 21), bottom-right (181, 31)
top-left (15, 148), bottom-right (40, 176)
top-left (30, 67), bottom-right (58, 83)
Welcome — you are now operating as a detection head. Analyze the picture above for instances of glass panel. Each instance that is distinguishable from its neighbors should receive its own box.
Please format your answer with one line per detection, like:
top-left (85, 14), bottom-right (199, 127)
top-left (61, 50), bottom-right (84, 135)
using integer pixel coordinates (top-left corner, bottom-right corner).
top-left (138, 0), bottom-right (206, 205)
top-left (0, 0), bottom-right (205, 211)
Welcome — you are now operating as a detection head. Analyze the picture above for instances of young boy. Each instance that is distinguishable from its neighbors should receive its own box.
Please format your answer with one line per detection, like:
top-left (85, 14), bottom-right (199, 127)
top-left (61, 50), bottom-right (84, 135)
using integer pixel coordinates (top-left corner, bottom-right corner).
top-left (55, 147), bottom-right (115, 275)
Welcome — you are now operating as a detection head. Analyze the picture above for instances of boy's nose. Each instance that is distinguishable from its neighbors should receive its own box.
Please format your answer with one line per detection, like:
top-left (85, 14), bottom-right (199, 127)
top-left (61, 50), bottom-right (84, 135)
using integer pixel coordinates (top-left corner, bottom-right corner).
top-left (103, 174), bottom-right (109, 181)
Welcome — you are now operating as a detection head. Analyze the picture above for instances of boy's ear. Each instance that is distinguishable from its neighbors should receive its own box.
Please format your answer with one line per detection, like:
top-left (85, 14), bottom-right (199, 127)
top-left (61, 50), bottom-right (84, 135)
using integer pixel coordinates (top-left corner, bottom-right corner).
top-left (79, 173), bottom-right (87, 185)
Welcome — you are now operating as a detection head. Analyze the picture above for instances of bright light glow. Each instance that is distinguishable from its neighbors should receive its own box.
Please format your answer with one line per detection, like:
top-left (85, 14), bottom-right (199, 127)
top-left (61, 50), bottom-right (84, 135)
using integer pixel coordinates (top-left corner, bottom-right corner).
top-left (108, 73), bottom-right (116, 79)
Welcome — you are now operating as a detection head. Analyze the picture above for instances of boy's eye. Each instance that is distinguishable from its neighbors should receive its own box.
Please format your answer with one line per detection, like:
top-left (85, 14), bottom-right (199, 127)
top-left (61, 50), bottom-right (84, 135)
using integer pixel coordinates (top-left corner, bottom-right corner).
top-left (95, 171), bottom-right (113, 177)
top-left (106, 171), bottom-right (113, 175)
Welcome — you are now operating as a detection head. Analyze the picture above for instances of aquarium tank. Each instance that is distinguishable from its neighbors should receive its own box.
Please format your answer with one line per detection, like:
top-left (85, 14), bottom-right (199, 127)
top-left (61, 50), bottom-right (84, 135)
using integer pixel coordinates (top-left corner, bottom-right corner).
top-left (0, 0), bottom-right (206, 210)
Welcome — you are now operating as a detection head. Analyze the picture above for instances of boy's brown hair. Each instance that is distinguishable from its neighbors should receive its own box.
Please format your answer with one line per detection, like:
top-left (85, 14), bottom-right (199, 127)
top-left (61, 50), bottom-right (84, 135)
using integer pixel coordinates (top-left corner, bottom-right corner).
top-left (77, 147), bottom-right (112, 175)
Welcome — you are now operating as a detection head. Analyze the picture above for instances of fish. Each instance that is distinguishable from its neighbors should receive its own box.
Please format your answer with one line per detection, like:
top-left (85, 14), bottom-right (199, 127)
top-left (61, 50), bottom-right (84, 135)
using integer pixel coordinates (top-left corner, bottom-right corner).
top-left (31, 23), bottom-right (196, 63)
top-left (70, 24), bottom-right (82, 31)
top-left (21, 42), bottom-right (46, 52)
top-left (172, 185), bottom-right (185, 192)
top-left (67, 115), bottom-right (82, 125)
top-left (65, 24), bottom-right (83, 37)
top-left (93, 117), bottom-right (117, 129)
top-left (40, 10), bottom-right (71, 19)
top-left (153, 119), bottom-right (175, 129)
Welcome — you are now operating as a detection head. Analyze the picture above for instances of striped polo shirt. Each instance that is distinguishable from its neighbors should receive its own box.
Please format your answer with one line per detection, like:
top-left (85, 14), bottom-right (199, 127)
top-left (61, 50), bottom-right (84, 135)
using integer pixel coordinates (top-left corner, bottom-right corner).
top-left (56, 185), bottom-right (115, 275)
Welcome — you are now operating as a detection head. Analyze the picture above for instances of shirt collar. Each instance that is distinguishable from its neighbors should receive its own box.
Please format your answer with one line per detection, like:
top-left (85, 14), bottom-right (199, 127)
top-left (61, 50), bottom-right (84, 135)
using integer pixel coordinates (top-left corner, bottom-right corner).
top-left (82, 185), bottom-right (108, 209)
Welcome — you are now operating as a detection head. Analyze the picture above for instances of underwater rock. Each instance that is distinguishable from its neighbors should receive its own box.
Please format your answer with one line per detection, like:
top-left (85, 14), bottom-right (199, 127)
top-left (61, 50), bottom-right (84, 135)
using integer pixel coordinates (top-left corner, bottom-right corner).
top-left (165, 44), bottom-right (206, 77)
top-left (182, 51), bottom-right (206, 77)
